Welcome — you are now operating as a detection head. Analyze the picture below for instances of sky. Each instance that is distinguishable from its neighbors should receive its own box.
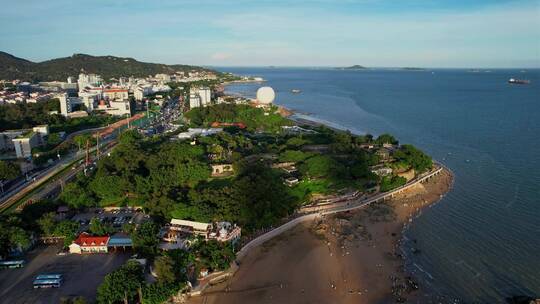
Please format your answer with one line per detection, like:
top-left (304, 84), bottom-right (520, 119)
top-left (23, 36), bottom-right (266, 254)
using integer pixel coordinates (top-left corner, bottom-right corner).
top-left (0, 0), bottom-right (539, 68)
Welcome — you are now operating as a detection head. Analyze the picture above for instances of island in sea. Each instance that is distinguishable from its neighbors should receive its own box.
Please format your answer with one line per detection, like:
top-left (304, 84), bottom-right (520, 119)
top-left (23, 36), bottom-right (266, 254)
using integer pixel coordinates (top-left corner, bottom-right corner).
top-left (337, 64), bottom-right (368, 70)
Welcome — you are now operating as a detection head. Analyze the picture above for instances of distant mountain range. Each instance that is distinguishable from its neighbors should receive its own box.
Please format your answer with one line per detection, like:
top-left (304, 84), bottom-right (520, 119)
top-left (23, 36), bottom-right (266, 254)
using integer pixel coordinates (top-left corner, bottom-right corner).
top-left (0, 51), bottom-right (214, 82)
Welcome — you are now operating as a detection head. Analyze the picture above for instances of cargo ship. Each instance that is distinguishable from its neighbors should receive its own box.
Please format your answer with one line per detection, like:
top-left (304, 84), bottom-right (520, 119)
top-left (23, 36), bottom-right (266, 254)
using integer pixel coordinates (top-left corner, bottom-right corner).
top-left (508, 78), bottom-right (530, 84)
top-left (291, 89), bottom-right (301, 93)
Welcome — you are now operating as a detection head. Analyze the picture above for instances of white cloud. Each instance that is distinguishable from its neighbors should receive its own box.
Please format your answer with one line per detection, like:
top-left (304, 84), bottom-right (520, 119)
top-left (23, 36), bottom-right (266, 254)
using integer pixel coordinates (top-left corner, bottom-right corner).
top-left (211, 52), bottom-right (233, 60)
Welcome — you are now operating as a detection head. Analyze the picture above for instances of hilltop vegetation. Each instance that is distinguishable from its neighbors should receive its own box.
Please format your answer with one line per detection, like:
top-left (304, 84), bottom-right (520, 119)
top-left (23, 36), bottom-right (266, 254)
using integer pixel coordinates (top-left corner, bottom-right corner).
top-left (0, 51), bottom-right (215, 82)
top-left (56, 117), bottom-right (432, 230)
top-left (185, 103), bottom-right (291, 133)
top-left (0, 98), bottom-right (119, 134)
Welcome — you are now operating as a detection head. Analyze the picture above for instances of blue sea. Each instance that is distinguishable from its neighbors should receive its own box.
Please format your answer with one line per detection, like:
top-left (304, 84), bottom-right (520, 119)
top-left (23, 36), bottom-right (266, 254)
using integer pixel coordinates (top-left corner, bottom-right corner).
top-left (218, 67), bottom-right (540, 303)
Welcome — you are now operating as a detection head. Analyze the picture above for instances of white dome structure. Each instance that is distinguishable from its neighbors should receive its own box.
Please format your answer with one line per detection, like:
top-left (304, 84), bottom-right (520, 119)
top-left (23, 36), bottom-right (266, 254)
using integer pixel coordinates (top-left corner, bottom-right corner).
top-left (256, 86), bottom-right (275, 104)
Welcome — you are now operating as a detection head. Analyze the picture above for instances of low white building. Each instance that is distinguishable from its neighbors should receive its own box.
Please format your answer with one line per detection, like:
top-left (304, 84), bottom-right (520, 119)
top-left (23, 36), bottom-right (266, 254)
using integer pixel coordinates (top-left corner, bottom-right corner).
top-left (176, 128), bottom-right (223, 139)
top-left (163, 219), bottom-right (241, 244)
top-left (103, 88), bottom-right (129, 101)
top-left (69, 233), bottom-right (110, 254)
top-left (164, 219), bottom-right (212, 242)
top-left (0, 130), bottom-right (24, 151)
top-left (95, 99), bottom-right (131, 116)
top-left (371, 166), bottom-right (393, 177)
top-left (10, 125), bottom-right (49, 158)
top-left (134, 85), bottom-right (152, 101)
top-left (79, 92), bottom-right (100, 112)
top-left (211, 164), bottom-right (234, 177)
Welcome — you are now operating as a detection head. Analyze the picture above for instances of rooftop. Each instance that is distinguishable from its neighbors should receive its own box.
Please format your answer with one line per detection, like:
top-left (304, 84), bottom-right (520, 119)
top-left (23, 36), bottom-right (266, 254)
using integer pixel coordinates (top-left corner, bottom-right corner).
top-left (73, 233), bottom-right (110, 247)
top-left (170, 219), bottom-right (211, 231)
top-left (15, 130), bottom-right (35, 139)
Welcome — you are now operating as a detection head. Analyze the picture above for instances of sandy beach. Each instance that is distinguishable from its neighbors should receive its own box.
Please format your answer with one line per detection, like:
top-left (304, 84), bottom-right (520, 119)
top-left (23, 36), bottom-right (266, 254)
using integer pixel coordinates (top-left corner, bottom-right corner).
top-left (187, 168), bottom-right (453, 304)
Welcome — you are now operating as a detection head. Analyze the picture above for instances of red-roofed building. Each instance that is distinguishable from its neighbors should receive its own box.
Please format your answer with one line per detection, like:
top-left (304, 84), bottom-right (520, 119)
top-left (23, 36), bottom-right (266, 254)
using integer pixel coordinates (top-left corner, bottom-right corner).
top-left (210, 122), bottom-right (246, 129)
top-left (69, 233), bottom-right (110, 254)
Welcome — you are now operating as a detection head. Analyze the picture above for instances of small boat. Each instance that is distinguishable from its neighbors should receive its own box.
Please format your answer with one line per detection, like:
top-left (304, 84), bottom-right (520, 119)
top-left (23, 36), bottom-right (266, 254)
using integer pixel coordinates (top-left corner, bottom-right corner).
top-left (508, 78), bottom-right (530, 84)
top-left (291, 89), bottom-right (301, 94)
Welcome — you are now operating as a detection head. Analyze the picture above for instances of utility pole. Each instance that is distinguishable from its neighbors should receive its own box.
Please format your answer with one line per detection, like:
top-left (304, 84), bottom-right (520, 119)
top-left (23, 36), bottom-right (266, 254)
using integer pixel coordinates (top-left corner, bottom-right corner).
top-left (127, 112), bottom-right (132, 129)
top-left (146, 100), bottom-right (150, 120)
top-left (96, 134), bottom-right (100, 160)
top-left (85, 139), bottom-right (90, 167)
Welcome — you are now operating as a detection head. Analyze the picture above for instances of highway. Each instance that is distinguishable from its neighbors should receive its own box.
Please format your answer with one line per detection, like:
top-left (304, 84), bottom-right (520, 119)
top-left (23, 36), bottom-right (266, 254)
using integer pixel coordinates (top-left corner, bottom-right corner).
top-left (0, 97), bottom-right (179, 213)
top-left (0, 139), bottom-right (115, 213)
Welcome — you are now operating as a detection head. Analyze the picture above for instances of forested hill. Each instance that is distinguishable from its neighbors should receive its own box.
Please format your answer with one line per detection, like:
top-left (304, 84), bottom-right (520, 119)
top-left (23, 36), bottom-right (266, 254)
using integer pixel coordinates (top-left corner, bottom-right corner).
top-left (0, 51), bottom-right (215, 82)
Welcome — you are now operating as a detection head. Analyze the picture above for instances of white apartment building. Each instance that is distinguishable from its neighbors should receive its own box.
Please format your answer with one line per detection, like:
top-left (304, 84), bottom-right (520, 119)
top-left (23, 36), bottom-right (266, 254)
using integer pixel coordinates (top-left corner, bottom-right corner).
top-left (11, 126), bottom-right (48, 158)
top-left (189, 87), bottom-right (211, 109)
top-left (189, 93), bottom-right (202, 109)
top-left (154, 73), bottom-right (171, 82)
top-left (0, 130), bottom-right (24, 151)
top-left (13, 133), bottom-right (38, 158)
top-left (57, 93), bottom-right (71, 116)
top-left (96, 99), bottom-right (131, 116)
top-left (134, 85), bottom-right (152, 101)
top-left (77, 73), bottom-right (102, 90)
top-left (103, 88), bottom-right (128, 101)
top-left (79, 92), bottom-right (100, 112)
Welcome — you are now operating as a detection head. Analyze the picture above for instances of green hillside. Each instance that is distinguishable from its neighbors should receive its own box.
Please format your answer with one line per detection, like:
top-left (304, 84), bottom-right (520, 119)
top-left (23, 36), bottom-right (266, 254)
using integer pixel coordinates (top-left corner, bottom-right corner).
top-left (0, 52), bottom-right (215, 82)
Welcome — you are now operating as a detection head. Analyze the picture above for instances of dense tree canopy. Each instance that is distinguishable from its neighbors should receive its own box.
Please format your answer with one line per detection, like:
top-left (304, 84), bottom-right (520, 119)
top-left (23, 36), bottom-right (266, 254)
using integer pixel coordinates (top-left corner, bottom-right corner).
top-left (37, 212), bottom-right (79, 247)
top-left (190, 239), bottom-right (235, 271)
top-left (96, 260), bottom-right (144, 304)
top-left (380, 175), bottom-right (407, 192)
top-left (88, 218), bottom-right (114, 236)
top-left (375, 133), bottom-right (399, 145)
top-left (0, 160), bottom-right (20, 181)
top-left (153, 255), bottom-right (176, 284)
top-left (0, 215), bottom-right (31, 258)
top-left (132, 221), bottom-right (160, 258)
top-left (0, 100), bottom-right (118, 133)
top-left (393, 144), bottom-right (433, 173)
top-left (185, 103), bottom-right (290, 132)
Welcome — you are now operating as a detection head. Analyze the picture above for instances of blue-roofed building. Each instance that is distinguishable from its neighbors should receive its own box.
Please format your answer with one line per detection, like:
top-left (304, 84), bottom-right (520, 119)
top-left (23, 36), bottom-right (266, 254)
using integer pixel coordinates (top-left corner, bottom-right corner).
top-left (107, 233), bottom-right (133, 251)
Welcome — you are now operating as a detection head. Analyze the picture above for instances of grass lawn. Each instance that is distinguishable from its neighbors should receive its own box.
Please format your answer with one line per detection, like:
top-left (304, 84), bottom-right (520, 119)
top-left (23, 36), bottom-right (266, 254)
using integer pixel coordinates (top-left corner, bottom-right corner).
top-left (288, 178), bottom-right (333, 204)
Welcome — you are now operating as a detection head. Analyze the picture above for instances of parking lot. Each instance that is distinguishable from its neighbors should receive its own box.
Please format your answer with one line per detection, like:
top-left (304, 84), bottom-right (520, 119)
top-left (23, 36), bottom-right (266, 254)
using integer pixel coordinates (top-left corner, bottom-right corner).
top-left (0, 245), bottom-right (131, 303)
top-left (71, 208), bottom-right (147, 231)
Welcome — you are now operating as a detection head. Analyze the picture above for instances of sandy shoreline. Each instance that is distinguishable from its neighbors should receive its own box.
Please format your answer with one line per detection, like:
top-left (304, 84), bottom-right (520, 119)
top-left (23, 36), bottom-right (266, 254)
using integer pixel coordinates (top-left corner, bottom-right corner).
top-left (187, 168), bottom-right (453, 304)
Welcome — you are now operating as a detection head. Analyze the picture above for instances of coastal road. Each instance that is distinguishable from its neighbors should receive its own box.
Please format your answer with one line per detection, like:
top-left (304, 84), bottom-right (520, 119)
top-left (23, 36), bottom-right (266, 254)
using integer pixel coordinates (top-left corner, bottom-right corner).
top-left (0, 139), bottom-right (116, 213)
top-left (21, 141), bottom-right (118, 206)
top-left (0, 113), bottom-right (152, 213)
top-left (0, 151), bottom-right (86, 212)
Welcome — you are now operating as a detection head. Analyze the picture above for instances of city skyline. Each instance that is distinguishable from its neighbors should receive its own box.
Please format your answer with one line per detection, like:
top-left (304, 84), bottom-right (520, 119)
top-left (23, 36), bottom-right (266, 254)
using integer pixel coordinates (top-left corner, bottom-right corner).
top-left (1, 0), bottom-right (539, 68)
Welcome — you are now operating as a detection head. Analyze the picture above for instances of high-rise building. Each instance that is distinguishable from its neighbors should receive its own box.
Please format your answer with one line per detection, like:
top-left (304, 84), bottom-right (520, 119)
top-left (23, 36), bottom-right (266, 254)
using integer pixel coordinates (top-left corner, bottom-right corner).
top-left (57, 93), bottom-right (71, 116)
top-left (189, 87), bottom-right (211, 108)
top-left (77, 73), bottom-right (102, 90)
